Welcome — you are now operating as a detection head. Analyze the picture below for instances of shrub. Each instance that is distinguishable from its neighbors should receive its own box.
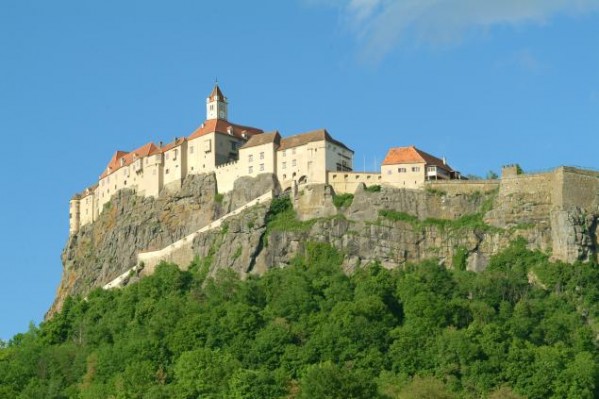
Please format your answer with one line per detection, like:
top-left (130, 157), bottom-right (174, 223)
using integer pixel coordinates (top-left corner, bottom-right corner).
top-left (365, 185), bottom-right (381, 193)
top-left (333, 193), bottom-right (354, 208)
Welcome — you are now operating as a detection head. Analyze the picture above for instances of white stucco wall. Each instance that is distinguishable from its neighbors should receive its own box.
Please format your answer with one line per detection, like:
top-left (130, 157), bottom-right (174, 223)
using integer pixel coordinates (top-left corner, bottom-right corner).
top-left (381, 162), bottom-right (426, 189)
top-left (187, 133), bottom-right (217, 175)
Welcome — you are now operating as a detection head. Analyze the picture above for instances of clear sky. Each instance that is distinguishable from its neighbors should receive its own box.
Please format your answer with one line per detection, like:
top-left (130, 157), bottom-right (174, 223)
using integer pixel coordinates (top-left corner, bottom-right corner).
top-left (1, 0), bottom-right (598, 340)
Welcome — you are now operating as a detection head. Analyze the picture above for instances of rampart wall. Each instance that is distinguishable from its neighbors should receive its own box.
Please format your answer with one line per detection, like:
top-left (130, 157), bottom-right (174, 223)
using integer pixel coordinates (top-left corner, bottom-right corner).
top-left (215, 160), bottom-right (242, 193)
top-left (560, 167), bottom-right (599, 210)
top-left (499, 172), bottom-right (555, 198)
top-left (328, 171), bottom-right (382, 194)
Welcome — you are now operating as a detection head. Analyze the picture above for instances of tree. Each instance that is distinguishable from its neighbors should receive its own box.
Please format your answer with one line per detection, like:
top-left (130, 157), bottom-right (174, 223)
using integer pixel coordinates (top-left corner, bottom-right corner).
top-left (396, 376), bottom-right (456, 399)
top-left (298, 362), bottom-right (378, 399)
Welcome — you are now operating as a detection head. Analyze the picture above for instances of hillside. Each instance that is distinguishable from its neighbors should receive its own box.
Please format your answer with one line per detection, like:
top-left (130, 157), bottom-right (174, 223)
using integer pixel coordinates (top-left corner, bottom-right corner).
top-left (51, 167), bottom-right (599, 317)
top-left (2, 241), bottom-right (599, 398)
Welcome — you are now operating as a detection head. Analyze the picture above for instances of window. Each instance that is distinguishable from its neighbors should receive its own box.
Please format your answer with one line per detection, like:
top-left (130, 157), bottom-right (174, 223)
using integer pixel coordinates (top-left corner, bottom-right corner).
top-left (292, 159), bottom-right (297, 167)
top-left (165, 169), bottom-right (169, 174)
top-left (412, 167), bottom-right (420, 172)
top-left (398, 168), bottom-right (406, 173)
top-left (292, 148), bottom-right (296, 155)
top-left (259, 152), bottom-right (264, 160)
top-left (231, 142), bottom-right (237, 151)
top-left (248, 166), bottom-right (253, 174)
top-left (387, 170), bottom-right (392, 175)
top-left (173, 149), bottom-right (178, 160)
top-left (248, 154), bottom-right (253, 162)
top-left (165, 153), bottom-right (169, 161)
top-left (189, 146), bottom-right (194, 154)
top-left (259, 163), bottom-right (264, 171)
top-left (282, 161), bottom-right (286, 169)
top-left (283, 150), bottom-right (286, 157)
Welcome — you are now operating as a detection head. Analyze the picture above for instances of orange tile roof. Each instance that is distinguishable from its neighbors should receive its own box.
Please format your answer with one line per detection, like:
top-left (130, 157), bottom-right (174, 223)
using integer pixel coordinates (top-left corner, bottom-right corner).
top-left (187, 119), bottom-right (263, 141)
top-left (278, 129), bottom-right (353, 152)
top-left (240, 131), bottom-right (281, 149)
top-left (382, 146), bottom-right (453, 171)
top-left (100, 142), bottom-right (161, 179)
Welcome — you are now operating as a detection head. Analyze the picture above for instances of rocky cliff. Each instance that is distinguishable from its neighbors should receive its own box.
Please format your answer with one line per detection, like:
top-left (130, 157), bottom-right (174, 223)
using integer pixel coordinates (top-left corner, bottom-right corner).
top-left (50, 168), bottom-right (599, 318)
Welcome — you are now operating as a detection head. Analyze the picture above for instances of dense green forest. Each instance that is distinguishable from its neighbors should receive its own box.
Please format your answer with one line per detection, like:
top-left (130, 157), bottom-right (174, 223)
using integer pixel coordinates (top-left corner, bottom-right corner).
top-left (1, 239), bottom-right (599, 398)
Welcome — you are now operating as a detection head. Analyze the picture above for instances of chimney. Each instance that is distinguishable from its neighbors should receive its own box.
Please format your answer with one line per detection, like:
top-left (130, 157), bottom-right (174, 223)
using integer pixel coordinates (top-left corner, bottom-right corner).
top-left (442, 157), bottom-right (447, 165)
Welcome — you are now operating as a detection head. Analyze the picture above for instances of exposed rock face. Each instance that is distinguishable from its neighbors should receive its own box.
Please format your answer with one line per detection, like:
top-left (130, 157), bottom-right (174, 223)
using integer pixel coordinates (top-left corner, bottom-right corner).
top-left (51, 168), bottom-right (599, 319)
top-left (49, 173), bottom-right (278, 318)
top-left (551, 208), bottom-right (599, 263)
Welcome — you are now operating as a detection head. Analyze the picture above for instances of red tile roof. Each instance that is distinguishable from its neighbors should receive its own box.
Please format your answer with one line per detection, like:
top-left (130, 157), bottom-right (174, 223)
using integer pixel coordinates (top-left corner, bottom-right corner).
top-left (100, 142), bottom-right (161, 178)
top-left (382, 146), bottom-right (453, 171)
top-left (188, 119), bottom-right (263, 141)
top-left (278, 129), bottom-right (353, 152)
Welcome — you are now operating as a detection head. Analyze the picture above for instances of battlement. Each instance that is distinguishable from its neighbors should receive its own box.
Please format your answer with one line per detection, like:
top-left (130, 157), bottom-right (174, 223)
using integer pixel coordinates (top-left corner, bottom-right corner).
top-left (215, 160), bottom-right (239, 169)
top-left (502, 164), bottom-right (523, 178)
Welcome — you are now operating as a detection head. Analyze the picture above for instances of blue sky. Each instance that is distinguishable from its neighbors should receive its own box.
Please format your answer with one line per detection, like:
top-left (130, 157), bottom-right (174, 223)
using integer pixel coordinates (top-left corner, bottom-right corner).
top-left (1, 0), bottom-right (598, 340)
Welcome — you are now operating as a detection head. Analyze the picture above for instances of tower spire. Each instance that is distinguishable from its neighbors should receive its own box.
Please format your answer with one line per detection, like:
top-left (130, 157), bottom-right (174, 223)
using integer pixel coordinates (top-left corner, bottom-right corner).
top-left (206, 82), bottom-right (228, 120)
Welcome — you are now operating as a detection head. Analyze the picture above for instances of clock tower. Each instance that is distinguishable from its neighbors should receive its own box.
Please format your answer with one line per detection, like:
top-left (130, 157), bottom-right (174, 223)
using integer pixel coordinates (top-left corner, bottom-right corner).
top-left (206, 83), bottom-right (228, 120)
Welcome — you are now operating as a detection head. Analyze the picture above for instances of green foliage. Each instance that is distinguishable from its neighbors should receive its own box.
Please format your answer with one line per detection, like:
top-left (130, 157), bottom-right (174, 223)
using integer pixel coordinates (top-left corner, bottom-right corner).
top-left (233, 246), bottom-right (242, 260)
top-left (486, 170), bottom-right (499, 179)
top-left (378, 209), bottom-right (498, 232)
top-left (264, 196), bottom-right (316, 237)
top-left (2, 242), bottom-right (599, 398)
top-left (452, 247), bottom-right (468, 271)
top-left (333, 193), bottom-right (354, 208)
top-left (378, 209), bottom-right (419, 224)
top-left (365, 184), bottom-right (382, 193)
top-left (426, 187), bottom-right (447, 196)
top-left (214, 192), bottom-right (224, 203)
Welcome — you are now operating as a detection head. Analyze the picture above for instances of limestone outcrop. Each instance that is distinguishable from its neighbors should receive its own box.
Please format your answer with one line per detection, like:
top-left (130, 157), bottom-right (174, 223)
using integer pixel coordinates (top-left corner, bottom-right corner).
top-left (50, 167), bottom-right (599, 319)
top-left (49, 173), bottom-right (278, 317)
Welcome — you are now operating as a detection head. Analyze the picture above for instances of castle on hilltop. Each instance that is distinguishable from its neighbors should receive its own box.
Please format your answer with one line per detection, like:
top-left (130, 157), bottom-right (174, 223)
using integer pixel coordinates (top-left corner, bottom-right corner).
top-left (69, 84), bottom-right (463, 234)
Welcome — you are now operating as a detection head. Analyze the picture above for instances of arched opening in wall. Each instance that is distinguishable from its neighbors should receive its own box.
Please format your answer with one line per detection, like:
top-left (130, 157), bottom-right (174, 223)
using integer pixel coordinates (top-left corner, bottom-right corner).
top-left (298, 175), bottom-right (307, 184)
top-left (283, 186), bottom-right (292, 195)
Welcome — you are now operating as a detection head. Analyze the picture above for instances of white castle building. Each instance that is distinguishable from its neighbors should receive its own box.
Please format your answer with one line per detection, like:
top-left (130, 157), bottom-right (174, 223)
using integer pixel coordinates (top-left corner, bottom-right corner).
top-left (69, 85), bottom-right (355, 234)
top-left (70, 84), bottom-right (464, 235)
